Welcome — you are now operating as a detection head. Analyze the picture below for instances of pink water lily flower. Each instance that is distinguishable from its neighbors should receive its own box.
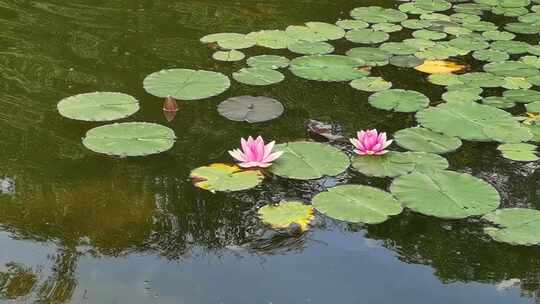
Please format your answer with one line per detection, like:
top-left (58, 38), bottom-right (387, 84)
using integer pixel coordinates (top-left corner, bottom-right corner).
top-left (229, 136), bottom-right (283, 168)
top-left (350, 129), bottom-right (393, 156)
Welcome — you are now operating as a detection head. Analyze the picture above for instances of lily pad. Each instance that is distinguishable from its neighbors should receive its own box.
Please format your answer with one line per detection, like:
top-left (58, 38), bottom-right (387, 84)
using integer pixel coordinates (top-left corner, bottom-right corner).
top-left (390, 170), bottom-right (501, 219)
top-left (415, 0), bottom-right (453, 11)
top-left (502, 77), bottom-right (532, 90)
top-left (57, 92), bottom-right (139, 122)
top-left (247, 55), bottom-right (290, 69)
top-left (416, 102), bottom-right (532, 142)
top-left (497, 143), bottom-right (539, 161)
top-left (481, 96), bottom-right (516, 108)
top-left (285, 25), bottom-right (327, 42)
top-left (442, 90), bottom-right (482, 103)
top-left (246, 30), bottom-right (296, 49)
top-left (482, 30), bottom-right (515, 40)
top-left (351, 151), bottom-right (448, 177)
top-left (217, 96), bottom-right (284, 123)
top-left (472, 49), bottom-right (510, 62)
top-left (212, 50), bottom-right (245, 62)
top-left (346, 47), bottom-right (391, 66)
top-left (402, 19), bottom-right (433, 29)
top-left (289, 55), bottom-right (368, 82)
top-left (526, 101), bottom-right (540, 112)
top-left (258, 201), bottom-right (314, 231)
top-left (369, 89), bottom-right (430, 113)
top-left (82, 122), bottom-right (176, 157)
top-left (217, 35), bottom-right (256, 50)
top-left (190, 163), bottom-right (263, 192)
top-left (373, 23), bottom-right (403, 32)
top-left (427, 73), bottom-right (463, 85)
top-left (336, 19), bottom-right (369, 30)
top-left (345, 29), bottom-right (390, 44)
top-left (483, 208), bottom-right (540, 246)
top-left (350, 6), bottom-right (408, 23)
top-left (503, 89), bottom-right (540, 103)
top-left (380, 42), bottom-right (421, 55)
top-left (288, 41), bottom-right (334, 55)
top-left (143, 69), bottom-right (230, 100)
top-left (233, 68), bottom-right (284, 86)
top-left (448, 36), bottom-right (490, 52)
top-left (312, 185), bottom-right (403, 224)
top-left (394, 127), bottom-right (462, 154)
top-left (505, 22), bottom-right (540, 34)
top-left (350, 77), bottom-right (392, 92)
top-left (389, 55), bottom-right (425, 68)
top-left (269, 142), bottom-right (350, 180)
top-left (458, 72), bottom-right (505, 87)
top-left (305, 22), bottom-right (346, 40)
top-left (413, 29), bottom-right (448, 40)
top-left (414, 60), bottom-right (467, 74)
top-left (200, 33), bottom-right (244, 44)
top-left (491, 40), bottom-right (531, 54)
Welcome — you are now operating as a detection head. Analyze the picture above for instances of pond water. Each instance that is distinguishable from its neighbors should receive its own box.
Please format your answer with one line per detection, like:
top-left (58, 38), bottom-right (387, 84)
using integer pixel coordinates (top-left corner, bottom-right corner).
top-left (0, 0), bottom-right (540, 303)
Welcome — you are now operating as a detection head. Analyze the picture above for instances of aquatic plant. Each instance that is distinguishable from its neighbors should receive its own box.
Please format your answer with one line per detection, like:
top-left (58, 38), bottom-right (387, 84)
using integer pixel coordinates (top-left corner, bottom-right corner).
top-left (228, 136), bottom-right (283, 168)
top-left (350, 129), bottom-right (393, 156)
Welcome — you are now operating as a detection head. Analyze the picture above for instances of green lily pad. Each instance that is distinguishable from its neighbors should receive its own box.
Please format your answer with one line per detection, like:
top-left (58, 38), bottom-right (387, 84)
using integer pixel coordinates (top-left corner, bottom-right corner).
top-left (482, 30), bottom-right (516, 40)
top-left (481, 96), bottom-right (516, 108)
top-left (492, 6), bottom-right (529, 16)
top-left (520, 55), bottom-right (540, 68)
top-left (443, 26), bottom-right (473, 36)
top-left (285, 25), bottom-right (327, 42)
top-left (491, 40), bottom-right (531, 54)
top-left (394, 127), bottom-right (462, 154)
top-left (369, 89), bottom-right (430, 113)
top-left (312, 185), bottom-right (403, 224)
top-left (484, 61), bottom-right (540, 78)
top-left (305, 22), bottom-right (346, 40)
top-left (82, 122), bottom-right (176, 157)
top-left (472, 49), bottom-right (510, 62)
top-left (462, 20), bottom-right (498, 31)
top-left (427, 73), bottom-right (463, 86)
top-left (420, 12), bottom-right (452, 21)
top-left (269, 142), bottom-right (350, 180)
top-left (528, 75), bottom-right (540, 86)
top-left (336, 19), bottom-right (369, 30)
top-left (446, 84), bottom-right (483, 94)
top-left (350, 6), bottom-right (408, 23)
top-left (190, 163), bottom-right (264, 192)
top-left (527, 124), bottom-right (540, 141)
top-left (450, 13), bottom-right (482, 23)
top-left (474, 0), bottom-right (530, 8)
top-left (200, 33), bottom-right (244, 44)
top-left (246, 30), bottom-right (296, 49)
top-left (217, 35), bottom-right (256, 50)
top-left (415, 43), bottom-right (466, 59)
top-left (505, 22), bottom-right (540, 34)
top-left (402, 19), bottom-right (433, 29)
top-left (345, 29), bottom-right (390, 44)
top-left (350, 77), bottom-right (392, 92)
top-left (415, 0), bottom-right (453, 11)
top-left (217, 96), bottom-right (284, 123)
top-left (390, 170), bottom-right (501, 219)
top-left (483, 208), bottom-right (540, 246)
top-left (258, 201), bottom-right (314, 231)
top-left (503, 89), bottom-right (540, 103)
top-left (233, 68), bottom-right (284, 86)
top-left (288, 41), bottom-right (334, 55)
top-left (526, 101), bottom-right (540, 112)
top-left (413, 29), bottom-right (448, 40)
top-left (212, 50), bottom-right (245, 62)
top-left (417, 102), bottom-right (532, 142)
top-left (403, 38), bottom-right (436, 50)
top-left (442, 90), bottom-right (482, 103)
top-left (143, 69), bottom-right (230, 100)
top-left (528, 45), bottom-right (540, 56)
top-left (399, 3), bottom-right (432, 14)
top-left (289, 55), bottom-right (368, 82)
top-left (458, 72), bottom-right (505, 87)
top-left (502, 77), bottom-right (532, 90)
top-left (373, 23), bottom-right (403, 32)
top-left (57, 92), bottom-right (139, 122)
top-left (247, 55), bottom-right (290, 69)
top-left (346, 47), bottom-right (391, 66)
top-left (351, 151), bottom-right (448, 177)
top-left (448, 37), bottom-right (490, 52)
top-left (380, 42), bottom-right (421, 55)
top-left (519, 12), bottom-right (540, 23)
top-left (389, 55), bottom-right (425, 68)
top-left (498, 143), bottom-right (539, 161)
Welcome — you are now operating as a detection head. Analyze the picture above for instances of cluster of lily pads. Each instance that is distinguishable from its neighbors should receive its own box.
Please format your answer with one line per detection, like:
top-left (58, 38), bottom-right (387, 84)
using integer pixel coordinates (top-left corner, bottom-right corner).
top-left (56, 0), bottom-right (540, 246)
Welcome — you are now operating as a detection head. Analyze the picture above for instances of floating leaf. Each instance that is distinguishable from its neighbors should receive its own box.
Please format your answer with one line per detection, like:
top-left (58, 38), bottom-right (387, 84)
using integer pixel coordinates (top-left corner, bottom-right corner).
top-left (427, 73), bottom-right (463, 85)
top-left (404, 38), bottom-right (436, 50)
top-left (289, 55), bottom-right (368, 82)
top-left (285, 25), bottom-right (326, 42)
top-left (520, 55), bottom-right (540, 68)
top-left (498, 143), bottom-right (539, 161)
top-left (82, 122), bottom-right (176, 157)
top-left (307, 119), bottom-right (345, 141)
top-left (414, 60), bottom-right (467, 74)
top-left (269, 142), bottom-right (350, 180)
top-left (394, 127), bottom-right (462, 154)
top-left (373, 22), bottom-right (403, 32)
top-left (481, 96), bottom-right (516, 108)
top-left (390, 170), bottom-right (501, 219)
top-left (288, 41), bottom-right (334, 55)
top-left (305, 22), bottom-right (346, 40)
top-left (336, 19), bottom-right (369, 30)
top-left (217, 36), bottom-right (256, 50)
top-left (217, 96), bottom-right (284, 123)
top-left (312, 185), bottom-right (403, 224)
top-left (415, 43), bottom-right (466, 59)
top-left (350, 6), bottom-right (408, 23)
top-left (247, 55), bottom-right (290, 69)
top-left (505, 22), bottom-right (540, 34)
top-left (190, 163), bottom-right (263, 192)
top-left (380, 42), bottom-right (421, 55)
top-left (345, 29), bottom-right (390, 44)
top-left (201, 33), bottom-right (245, 44)
top-left (416, 102), bottom-right (532, 142)
top-left (233, 68), bottom-right (284, 86)
top-left (483, 208), bottom-right (540, 246)
top-left (212, 50), bottom-right (245, 62)
top-left (442, 90), bottom-right (482, 103)
top-left (482, 30), bottom-right (515, 41)
top-left (246, 30), bottom-right (296, 49)
top-left (502, 77), bottom-right (532, 90)
top-left (458, 72), bottom-right (505, 87)
top-left (491, 40), bottom-right (531, 54)
top-left (413, 29), bottom-right (448, 40)
top-left (351, 151), bottom-right (448, 177)
top-left (346, 47), bottom-right (391, 66)
top-left (414, 0), bottom-right (453, 11)
top-left (448, 37), bottom-right (490, 52)
top-left (402, 19), bottom-right (433, 29)
top-left (369, 89), bottom-right (430, 112)
top-left (462, 20), bottom-right (498, 31)
top-left (503, 89), bottom-right (540, 103)
top-left (350, 77), bottom-right (392, 92)
top-left (57, 92), bottom-right (139, 122)
top-left (143, 69), bottom-right (230, 100)
top-left (389, 55), bottom-right (425, 67)
top-left (472, 49), bottom-right (510, 62)
top-left (526, 101), bottom-right (540, 112)
top-left (258, 201), bottom-right (314, 231)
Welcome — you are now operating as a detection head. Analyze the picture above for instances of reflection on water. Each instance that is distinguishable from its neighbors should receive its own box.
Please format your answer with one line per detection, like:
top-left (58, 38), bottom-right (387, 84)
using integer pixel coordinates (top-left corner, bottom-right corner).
top-left (0, 0), bottom-right (539, 303)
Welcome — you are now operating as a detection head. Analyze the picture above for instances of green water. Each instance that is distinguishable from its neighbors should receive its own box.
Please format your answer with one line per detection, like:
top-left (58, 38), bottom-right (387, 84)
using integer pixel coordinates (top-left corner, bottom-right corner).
top-left (0, 0), bottom-right (539, 303)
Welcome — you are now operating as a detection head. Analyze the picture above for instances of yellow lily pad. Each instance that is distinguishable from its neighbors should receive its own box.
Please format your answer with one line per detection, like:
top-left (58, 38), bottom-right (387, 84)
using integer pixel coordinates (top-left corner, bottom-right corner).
top-left (190, 163), bottom-right (264, 192)
top-left (258, 201), bottom-right (314, 231)
top-left (414, 60), bottom-right (467, 74)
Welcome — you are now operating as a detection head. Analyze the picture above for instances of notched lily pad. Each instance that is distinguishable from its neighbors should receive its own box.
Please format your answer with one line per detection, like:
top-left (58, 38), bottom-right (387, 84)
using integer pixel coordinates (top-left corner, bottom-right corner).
top-left (217, 96), bottom-right (284, 123)
top-left (190, 163), bottom-right (264, 192)
top-left (57, 92), bottom-right (139, 122)
top-left (289, 55), bottom-right (368, 82)
top-left (247, 55), bottom-right (290, 69)
top-left (498, 143), bottom-right (539, 161)
top-left (369, 89), bottom-right (430, 112)
top-left (212, 50), bottom-right (245, 62)
top-left (394, 127), bottom-right (462, 154)
top-left (483, 208), bottom-right (540, 246)
top-left (233, 68), bottom-right (284, 86)
top-left (350, 77), bottom-right (392, 92)
top-left (258, 201), bottom-right (314, 231)
top-left (351, 151), bottom-right (448, 177)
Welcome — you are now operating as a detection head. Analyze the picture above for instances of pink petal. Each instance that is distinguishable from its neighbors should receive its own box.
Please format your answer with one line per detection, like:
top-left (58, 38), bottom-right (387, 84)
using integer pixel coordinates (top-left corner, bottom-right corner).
top-left (228, 149), bottom-right (246, 162)
top-left (263, 141), bottom-right (275, 159)
top-left (382, 139), bottom-right (393, 149)
top-left (263, 150), bottom-right (283, 163)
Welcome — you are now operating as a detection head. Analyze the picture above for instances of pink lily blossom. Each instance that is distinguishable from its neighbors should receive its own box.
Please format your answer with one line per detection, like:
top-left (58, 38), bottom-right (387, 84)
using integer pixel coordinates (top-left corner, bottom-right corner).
top-left (350, 129), bottom-right (393, 156)
top-left (228, 136), bottom-right (283, 168)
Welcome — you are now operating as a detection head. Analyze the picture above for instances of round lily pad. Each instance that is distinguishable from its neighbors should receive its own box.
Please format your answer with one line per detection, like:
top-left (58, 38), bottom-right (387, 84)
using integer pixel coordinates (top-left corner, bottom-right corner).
top-left (246, 30), bottom-right (296, 49)
top-left (351, 151), bottom-right (448, 177)
top-left (458, 72), bottom-right (505, 87)
top-left (269, 142), bottom-right (350, 180)
top-left (416, 102), bottom-right (532, 142)
top-left (481, 96), bottom-right (516, 108)
top-left (345, 29), bottom-right (390, 44)
top-left (402, 19), bottom-right (433, 29)
top-left (483, 208), bottom-right (540, 246)
top-left (350, 6), bottom-right (408, 23)
top-left (143, 69), bottom-right (230, 100)
top-left (247, 55), bottom-right (290, 69)
top-left (526, 101), bottom-right (540, 112)
top-left (415, 0), bottom-right (453, 11)
top-left (472, 49), bottom-right (510, 62)
top-left (373, 22), bottom-right (403, 32)
top-left (285, 25), bottom-right (327, 42)
top-left (312, 185), bottom-right (403, 224)
top-left (233, 68), bottom-right (284, 86)
top-left (346, 47), bottom-right (391, 66)
top-left (498, 143), bottom-right (539, 161)
top-left (288, 41), bottom-right (334, 55)
top-left (505, 22), bottom-right (540, 34)
top-left (503, 89), bottom-right (540, 103)
top-left (369, 89), bottom-right (430, 113)
top-left (491, 40), bottom-right (531, 54)
top-left (413, 29), bottom-right (448, 40)
top-left (394, 127), bottom-right (462, 154)
top-left (484, 61), bottom-right (540, 78)
top-left (350, 77), bottom-right (392, 92)
top-left (482, 30), bottom-right (515, 41)
top-left (389, 55), bottom-right (424, 67)
top-left (502, 77), bottom-right (532, 90)
top-left (448, 36), bottom-right (490, 52)
top-left (190, 163), bottom-right (264, 192)
top-left (336, 19), bottom-right (369, 30)
top-left (200, 33), bottom-right (244, 44)
top-left (289, 55), bottom-right (368, 82)
top-left (217, 35), bottom-right (256, 50)
top-left (258, 201), bottom-right (314, 231)
top-left (390, 170), bottom-right (501, 219)
top-left (442, 90), bottom-right (482, 103)
top-left (427, 73), bottom-right (463, 85)
top-left (520, 55), bottom-right (540, 68)
top-left (403, 38), bottom-right (436, 50)
top-left (305, 22), bottom-right (346, 40)
top-left (57, 92), bottom-right (139, 122)
top-left (82, 122), bottom-right (176, 157)
top-left (380, 42), bottom-right (421, 55)
top-left (217, 96), bottom-right (284, 123)
top-left (212, 50), bottom-right (245, 62)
